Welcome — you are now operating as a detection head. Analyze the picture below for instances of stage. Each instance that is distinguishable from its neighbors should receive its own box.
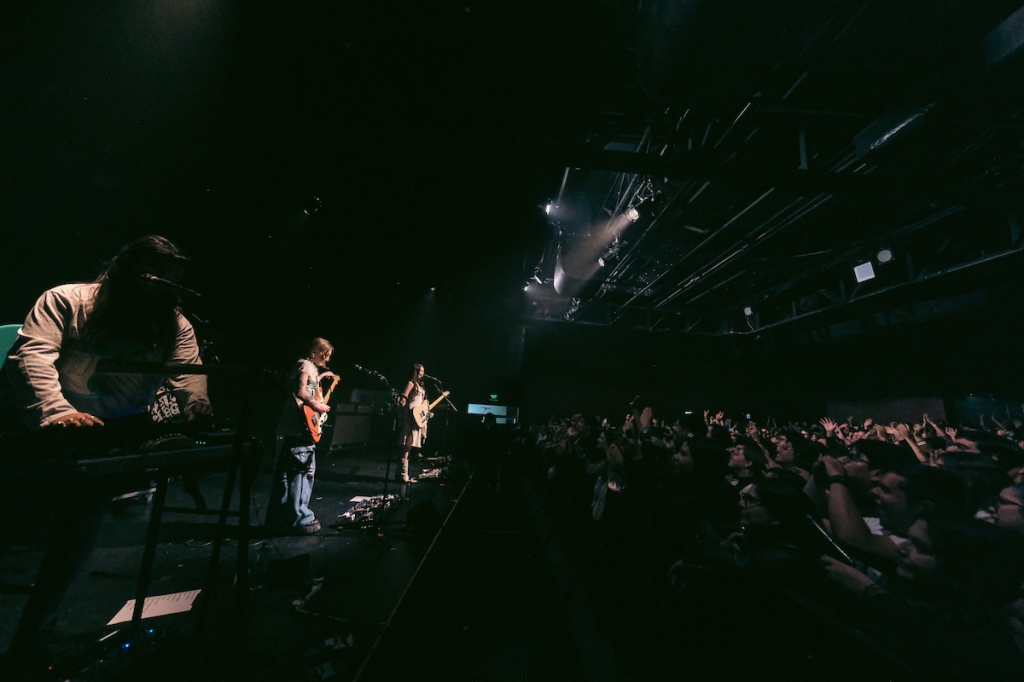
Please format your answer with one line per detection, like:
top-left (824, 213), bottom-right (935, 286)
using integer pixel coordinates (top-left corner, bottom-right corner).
top-left (0, 440), bottom-right (601, 681)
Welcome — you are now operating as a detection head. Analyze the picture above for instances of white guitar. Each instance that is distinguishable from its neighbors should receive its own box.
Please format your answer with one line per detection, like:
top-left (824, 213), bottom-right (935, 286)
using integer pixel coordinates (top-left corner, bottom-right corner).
top-left (412, 391), bottom-right (450, 429)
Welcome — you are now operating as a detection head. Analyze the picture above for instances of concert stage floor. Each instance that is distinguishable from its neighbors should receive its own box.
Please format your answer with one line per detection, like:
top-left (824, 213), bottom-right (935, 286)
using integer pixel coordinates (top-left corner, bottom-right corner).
top-left (0, 442), bottom-right (606, 681)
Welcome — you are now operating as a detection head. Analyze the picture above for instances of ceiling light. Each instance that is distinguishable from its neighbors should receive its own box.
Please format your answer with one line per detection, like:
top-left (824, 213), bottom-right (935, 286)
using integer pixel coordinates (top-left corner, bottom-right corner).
top-left (743, 306), bottom-right (753, 317)
top-left (854, 262), bottom-right (876, 283)
top-left (302, 196), bottom-right (323, 216)
top-left (626, 206), bottom-right (640, 222)
top-left (876, 248), bottom-right (894, 264)
top-left (598, 239), bottom-right (622, 268)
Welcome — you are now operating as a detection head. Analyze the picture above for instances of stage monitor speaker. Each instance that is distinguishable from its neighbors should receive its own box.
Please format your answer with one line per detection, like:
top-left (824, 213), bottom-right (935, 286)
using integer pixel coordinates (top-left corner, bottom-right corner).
top-left (266, 553), bottom-right (310, 588)
top-left (407, 493), bottom-right (450, 534)
top-left (330, 413), bottom-right (372, 448)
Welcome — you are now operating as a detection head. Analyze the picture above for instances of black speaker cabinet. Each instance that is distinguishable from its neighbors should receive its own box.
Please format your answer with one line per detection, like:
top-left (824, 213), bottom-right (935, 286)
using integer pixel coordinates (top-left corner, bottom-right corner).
top-left (330, 403), bottom-right (372, 448)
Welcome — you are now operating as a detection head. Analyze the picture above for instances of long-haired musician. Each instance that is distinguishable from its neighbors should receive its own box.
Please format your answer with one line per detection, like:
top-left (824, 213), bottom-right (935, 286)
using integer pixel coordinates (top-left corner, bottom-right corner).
top-left (396, 363), bottom-right (427, 483)
top-left (266, 337), bottom-right (334, 534)
top-left (0, 235), bottom-right (212, 676)
top-left (2, 234), bottom-right (212, 430)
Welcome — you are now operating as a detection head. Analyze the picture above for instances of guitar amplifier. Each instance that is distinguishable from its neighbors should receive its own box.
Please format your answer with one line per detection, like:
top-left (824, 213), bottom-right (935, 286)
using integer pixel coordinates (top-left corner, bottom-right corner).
top-left (329, 403), bottom-right (372, 449)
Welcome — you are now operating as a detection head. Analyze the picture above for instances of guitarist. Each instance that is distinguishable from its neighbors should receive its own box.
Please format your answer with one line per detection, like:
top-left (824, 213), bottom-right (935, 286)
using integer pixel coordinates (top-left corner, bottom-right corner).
top-left (396, 363), bottom-right (428, 483)
top-left (268, 337), bottom-right (334, 534)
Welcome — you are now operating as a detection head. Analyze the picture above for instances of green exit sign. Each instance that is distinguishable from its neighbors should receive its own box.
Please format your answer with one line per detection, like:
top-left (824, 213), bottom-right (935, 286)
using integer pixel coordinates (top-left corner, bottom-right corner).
top-left (488, 394), bottom-right (499, 403)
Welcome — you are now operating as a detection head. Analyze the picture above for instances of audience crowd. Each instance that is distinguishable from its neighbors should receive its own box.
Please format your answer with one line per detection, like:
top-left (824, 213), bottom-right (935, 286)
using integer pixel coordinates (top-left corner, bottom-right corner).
top-left (502, 405), bottom-right (1024, 678)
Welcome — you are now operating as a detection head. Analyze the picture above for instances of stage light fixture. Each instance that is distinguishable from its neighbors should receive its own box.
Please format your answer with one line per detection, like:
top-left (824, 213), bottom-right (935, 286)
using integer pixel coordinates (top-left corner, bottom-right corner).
top-left (743, 306), bottom-right (753, 317)
top-left (531, 266), bottom-right (543, 285)
top-left (598, 239), bottom-right (622, 268)
top-left (626, 206), bottom-right (640, 222)
top-left (876, 247), bottom-right (894, 264)
top-left (302, 196), bottom-right (322, 216)
top-left (854, 262), bottom-right (876, 283)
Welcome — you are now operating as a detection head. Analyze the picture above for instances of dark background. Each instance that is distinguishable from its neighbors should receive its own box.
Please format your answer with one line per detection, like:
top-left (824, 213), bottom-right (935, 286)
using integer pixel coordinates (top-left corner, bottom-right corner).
top-left (2, 0), bottom-right (1023, 424)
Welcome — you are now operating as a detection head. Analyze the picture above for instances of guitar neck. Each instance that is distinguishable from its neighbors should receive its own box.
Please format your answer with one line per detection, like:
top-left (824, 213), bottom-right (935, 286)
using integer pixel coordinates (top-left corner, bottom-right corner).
top-left (322, 376), bottom-right (342, 404)
top-left (427, 391), bottom-right (450, 411)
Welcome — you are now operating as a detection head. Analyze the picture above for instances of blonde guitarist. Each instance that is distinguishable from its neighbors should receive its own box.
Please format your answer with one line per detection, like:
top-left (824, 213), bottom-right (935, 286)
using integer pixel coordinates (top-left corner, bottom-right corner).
top-left (396, 363), bottom-right (428, 483)
top-left (267, 338), bottom-right (334, 534)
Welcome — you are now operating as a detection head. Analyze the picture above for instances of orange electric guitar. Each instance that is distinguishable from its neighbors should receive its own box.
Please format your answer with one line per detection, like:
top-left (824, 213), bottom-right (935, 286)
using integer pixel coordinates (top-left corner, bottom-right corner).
top-left (303, 375), bottom-right (341, 443)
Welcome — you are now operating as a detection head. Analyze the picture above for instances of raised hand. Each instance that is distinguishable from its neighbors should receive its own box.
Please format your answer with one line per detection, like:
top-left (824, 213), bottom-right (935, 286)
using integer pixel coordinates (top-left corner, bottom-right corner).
top-left (720, 532), bottom-right (745, 553)
top-left (640, 406), bottom-right (653, 430)
top-left (863, 417), bottom-right (873, 428)
top-left (820, 455), bottom-right (847, 479)
top-left (819, 417), bottom-right (838, 434)
top-left (945, 426), bottom-right (958, 440)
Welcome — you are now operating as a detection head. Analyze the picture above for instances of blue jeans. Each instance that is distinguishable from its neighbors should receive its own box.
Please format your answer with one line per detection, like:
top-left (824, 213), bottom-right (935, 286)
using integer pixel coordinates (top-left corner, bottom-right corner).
top-left (268, 438), bottom-right (317, 528)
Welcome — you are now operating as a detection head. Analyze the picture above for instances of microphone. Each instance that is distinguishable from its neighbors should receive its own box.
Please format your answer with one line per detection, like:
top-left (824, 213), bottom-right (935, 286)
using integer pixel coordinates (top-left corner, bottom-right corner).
top-left (140, 273), bottom-right (202, 298)
top-left (354, 364), bottom-right (387, 384)
top-left (424, 374), bottom-right (441, 382)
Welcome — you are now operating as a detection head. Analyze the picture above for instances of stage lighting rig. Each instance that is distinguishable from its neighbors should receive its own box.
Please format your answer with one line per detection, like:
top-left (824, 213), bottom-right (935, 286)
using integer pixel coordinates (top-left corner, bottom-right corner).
top-left (598, 239), bottom-right (623, 268)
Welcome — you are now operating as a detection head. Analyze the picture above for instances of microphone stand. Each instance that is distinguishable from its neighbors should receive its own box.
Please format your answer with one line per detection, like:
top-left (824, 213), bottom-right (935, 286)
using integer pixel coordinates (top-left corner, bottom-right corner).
top-left (172, 302), bottom-right (274, 643)
top-left (425, 376), bottom-right (458, 458)
top-left (348, 367), bottom-right (404, 538)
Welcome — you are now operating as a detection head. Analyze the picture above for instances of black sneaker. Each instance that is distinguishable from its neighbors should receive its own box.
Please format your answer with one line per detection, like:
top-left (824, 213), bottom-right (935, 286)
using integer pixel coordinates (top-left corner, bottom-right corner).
top-left (297, 520), bottom-right (321, 535)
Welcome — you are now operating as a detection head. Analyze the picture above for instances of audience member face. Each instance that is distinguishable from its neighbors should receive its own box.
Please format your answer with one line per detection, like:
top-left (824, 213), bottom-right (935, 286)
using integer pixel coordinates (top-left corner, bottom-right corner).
top-left (895, 519), bottom-right (938, 581)
top-left (773, 434), bottom-right (795, 463)
top-left (727, 445), bottom-right (752, 476)
top-left (673, 443), bottom-right (693, 473)
top-left (991, 486), bottom-right (1024, 535)
top-left (740, 483), bottom-right (774, 528)
top-left (837, 451), bottom-right (878, 490)
top-left (597, 431), bottom-right (608, 454)
top-left (874, 472), bottom-right (914, 535)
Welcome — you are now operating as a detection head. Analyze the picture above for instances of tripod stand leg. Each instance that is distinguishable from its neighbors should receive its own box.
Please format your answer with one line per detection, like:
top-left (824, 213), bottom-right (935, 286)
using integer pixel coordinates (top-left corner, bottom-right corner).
top-left (132, 476), bottom-right (168, 628)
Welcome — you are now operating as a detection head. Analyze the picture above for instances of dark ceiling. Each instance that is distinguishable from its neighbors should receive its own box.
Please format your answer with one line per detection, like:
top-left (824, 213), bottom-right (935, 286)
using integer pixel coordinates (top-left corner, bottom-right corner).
top-left (523, 0), bottom-right (1024, 338)
top-left (2, 0), bottom-right (1024, 382)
